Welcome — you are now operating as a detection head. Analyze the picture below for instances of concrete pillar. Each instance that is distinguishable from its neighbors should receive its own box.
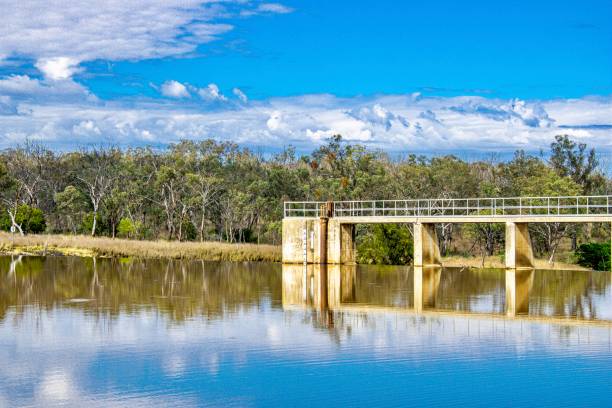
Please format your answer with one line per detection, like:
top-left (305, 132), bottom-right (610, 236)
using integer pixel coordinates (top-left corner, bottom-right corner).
top-left (505, 268), bottom-right (534, 317)
top-left (413, 223), bottom-right (442, 267)
top-left (505, 222), bottom-right (534, 269)
top-left (413, 265), bottom-right (442, 312)
top-left (327, 220), bottom-right (355, 264)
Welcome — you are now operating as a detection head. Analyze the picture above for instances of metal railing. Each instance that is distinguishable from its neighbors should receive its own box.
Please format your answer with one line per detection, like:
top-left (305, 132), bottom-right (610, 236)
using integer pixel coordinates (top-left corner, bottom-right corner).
top-left (284, 196), bottom-right (612, 218)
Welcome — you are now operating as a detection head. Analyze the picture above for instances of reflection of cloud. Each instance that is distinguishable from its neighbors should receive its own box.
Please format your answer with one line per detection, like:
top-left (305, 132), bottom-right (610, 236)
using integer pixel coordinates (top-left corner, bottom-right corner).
top-left (38, 370), bottom-right (75, 402)
top-left (1, 306), bottom-right (611, 405)
top-left (163, 355), bottom-right (186, 377)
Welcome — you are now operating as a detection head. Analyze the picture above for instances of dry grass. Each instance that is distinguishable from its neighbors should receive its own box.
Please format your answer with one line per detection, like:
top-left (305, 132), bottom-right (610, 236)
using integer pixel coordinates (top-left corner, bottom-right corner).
top-left (442, 255), bottom-right (590, 271)
top-left (0, 232), bottom-right (281, 262)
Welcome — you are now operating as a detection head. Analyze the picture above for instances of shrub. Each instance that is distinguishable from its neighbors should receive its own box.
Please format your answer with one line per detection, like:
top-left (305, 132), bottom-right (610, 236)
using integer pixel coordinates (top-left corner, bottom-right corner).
top-left (0, 204), bottom-right (46, 233)
top-left (575, 242), bottom-right (610, 271)
top-left (117, 218), bottom-right (136, 238)
top-left (80, 212), bottom-right (104, 235)
top-left (357, 224), bottom-right (413, 265)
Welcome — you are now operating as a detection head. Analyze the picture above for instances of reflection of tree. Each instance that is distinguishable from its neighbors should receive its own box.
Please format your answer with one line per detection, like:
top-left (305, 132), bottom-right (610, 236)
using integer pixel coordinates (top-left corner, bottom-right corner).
top-left (435, 268), bottom-right (505, 312)
top-left (0, 256), bottom-right (281, 323)
top-left (528, 269), bottom-right (609, 319)
top-left (350, 265), bottom-right (413, 307)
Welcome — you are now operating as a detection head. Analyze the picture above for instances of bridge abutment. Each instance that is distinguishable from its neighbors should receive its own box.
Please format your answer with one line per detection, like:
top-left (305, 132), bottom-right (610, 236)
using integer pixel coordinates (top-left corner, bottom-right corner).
top-left (281, 217), bottom-right (355, 264)
top-left (413, 223), bottom-right (442, 267)
top-left (505, 222), bottom-right (534, 269)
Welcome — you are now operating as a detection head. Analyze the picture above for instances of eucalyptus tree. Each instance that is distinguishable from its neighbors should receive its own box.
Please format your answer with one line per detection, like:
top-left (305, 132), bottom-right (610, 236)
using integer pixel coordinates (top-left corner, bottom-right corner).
top-left (72, 147), bottom-right (120, 236)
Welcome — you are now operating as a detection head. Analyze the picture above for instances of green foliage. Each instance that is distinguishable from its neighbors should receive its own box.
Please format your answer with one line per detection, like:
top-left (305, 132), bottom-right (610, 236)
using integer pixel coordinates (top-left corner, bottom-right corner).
top-left (550, 135), bottom-right (602, 193)
top-left (357, 224), bottom-right (413, 265)
top-left (0, 204), bottom-right (46, 233)
top-left (181, 220), bottom-right (198, 241)
top-left (117, 218), bottom-right (142, 239)
top-left (81, 212), bottom-right (104, 235)
top-left (575, 243), bottom-right (610, 271)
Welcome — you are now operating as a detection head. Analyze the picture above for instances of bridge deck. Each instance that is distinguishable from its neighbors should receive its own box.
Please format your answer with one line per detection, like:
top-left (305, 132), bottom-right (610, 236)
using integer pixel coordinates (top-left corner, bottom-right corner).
top-left (284, 195), bottom-right (612, 223)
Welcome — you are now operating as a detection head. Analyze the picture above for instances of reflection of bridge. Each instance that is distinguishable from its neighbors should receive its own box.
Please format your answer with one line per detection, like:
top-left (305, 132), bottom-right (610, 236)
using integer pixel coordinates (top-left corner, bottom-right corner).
top-left (282, 265), bottom-right (612, 326)
top-left (282, 196), bottom-right (612, 269)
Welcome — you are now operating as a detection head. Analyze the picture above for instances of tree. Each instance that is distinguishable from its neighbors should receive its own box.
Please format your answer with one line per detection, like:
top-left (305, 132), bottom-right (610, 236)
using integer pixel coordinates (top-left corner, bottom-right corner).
top-left (0, 159), bottom-right (25, 235)
top-left (54, 186), bottom-right (88, 234)
top-left (74, 148), bottom-right (119, 236)
top-left (520, 169), bottom-right (581, 263)
top-left (550, 135), bottom-right (602, 193)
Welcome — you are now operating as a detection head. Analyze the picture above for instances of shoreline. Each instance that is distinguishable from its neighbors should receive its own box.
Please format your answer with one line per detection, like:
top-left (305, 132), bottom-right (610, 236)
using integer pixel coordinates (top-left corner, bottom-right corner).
top-left (0, 232), bottom-right (281, 262)
top-left (0, 233), bottom-right (591, 271)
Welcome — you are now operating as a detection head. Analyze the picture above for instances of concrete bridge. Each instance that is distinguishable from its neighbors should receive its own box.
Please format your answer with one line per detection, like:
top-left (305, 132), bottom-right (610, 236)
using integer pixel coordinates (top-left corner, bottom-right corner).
top-left (282, 196), bottom-right (612, 269)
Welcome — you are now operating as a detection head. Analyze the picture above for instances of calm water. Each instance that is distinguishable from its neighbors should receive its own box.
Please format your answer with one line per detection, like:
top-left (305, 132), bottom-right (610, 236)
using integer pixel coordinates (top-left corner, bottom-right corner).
top-left (1, 256), bottom-right (612, 407)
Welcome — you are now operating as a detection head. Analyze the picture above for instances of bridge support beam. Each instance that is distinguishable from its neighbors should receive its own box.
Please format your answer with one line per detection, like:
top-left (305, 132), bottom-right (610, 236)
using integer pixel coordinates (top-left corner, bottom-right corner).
top-left (505, 222), bottom-right (534, 269)
top-left (413, 223), bottom-right (442, 267)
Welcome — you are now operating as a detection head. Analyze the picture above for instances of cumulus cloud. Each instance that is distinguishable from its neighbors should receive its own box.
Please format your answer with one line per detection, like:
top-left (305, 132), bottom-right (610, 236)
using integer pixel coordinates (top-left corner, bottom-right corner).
top-left (0, 1), bottom-right (291, 78)
top-left (347, 104), bottom-right (410, 131)
top-left (233, 88), bottom-right (248, 103)
top-left (161, 80), bottom-right (191, 98)
top-left (197, 83), bottom-right (227, 102)
top-left (35, 57), bottom-right (81, 81)
top-left (1, 82), bottom-right (611, 153)
top-left (449, 98), bottom-right (554, 128)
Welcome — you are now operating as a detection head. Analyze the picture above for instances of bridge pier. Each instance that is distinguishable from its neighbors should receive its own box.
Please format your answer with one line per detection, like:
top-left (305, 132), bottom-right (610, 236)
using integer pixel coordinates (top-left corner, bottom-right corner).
top-left (413, 223), bottom-right (442, 267)
top-left (505, 222), bottom-right (534, 269)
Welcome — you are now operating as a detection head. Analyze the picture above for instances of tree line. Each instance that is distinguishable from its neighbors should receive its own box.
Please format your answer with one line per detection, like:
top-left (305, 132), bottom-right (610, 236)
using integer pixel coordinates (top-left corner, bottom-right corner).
top-left (0, 135), bottom-right (609, 264)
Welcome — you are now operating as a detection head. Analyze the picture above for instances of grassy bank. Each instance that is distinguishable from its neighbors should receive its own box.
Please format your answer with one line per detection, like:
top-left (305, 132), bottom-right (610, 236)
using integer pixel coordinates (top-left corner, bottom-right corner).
top-left (0, 232), bottom-right (281, 262)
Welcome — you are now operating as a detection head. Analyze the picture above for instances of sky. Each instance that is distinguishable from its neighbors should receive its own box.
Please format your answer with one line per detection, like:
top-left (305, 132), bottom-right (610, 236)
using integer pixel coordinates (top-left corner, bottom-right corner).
top-left (0, 0), bottom-right (611, 154)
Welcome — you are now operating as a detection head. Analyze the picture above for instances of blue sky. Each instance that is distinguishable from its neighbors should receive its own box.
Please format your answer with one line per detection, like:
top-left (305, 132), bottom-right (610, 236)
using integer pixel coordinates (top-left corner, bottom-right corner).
top-left (85, 0), bottom-right (612, 100)
top-left (0, 0), bottom-right (610, 152)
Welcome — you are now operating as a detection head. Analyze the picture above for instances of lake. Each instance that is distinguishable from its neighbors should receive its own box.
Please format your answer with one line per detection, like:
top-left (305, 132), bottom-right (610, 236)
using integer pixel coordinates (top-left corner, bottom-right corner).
top-left (1, 256), bottom-right (612, 406)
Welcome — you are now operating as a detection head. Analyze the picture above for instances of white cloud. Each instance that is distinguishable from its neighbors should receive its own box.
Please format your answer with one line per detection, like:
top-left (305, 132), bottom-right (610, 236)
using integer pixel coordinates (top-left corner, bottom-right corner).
top-left (35, 57), bottom-right (81, 81)
top-left (346, 104), bottom-right (410, 131)
top-left (72, 120), bottom-right (101, 137)
top-left (161, 80), bottom-right (191, 98)
top-left (1, 84), bottom-right (611, 153)
top-left (0, 1), bottom-right (292, 78)
top-left (233, 87), bottom-right (248, 103)
top-left (197, 83), bottom-right (227, 102)
top-left (266, 110), bottom-right (284, 131)
top-left (241, 3), bottom-right (294, 17)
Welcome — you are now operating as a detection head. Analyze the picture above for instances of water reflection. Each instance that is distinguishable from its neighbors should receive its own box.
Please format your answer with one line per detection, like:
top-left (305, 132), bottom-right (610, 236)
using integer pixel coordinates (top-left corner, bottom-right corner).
top-left (0, 256), bottom-right (281, 323)
top-left (282, 263), bottom-right (612, 323)
top-left (2, 256), bottom-right (612, 407)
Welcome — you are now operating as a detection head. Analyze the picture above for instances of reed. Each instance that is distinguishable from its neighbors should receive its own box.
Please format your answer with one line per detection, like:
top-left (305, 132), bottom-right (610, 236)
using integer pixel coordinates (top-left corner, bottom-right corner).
top-left (0, 232), bottom-right (281, 262)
